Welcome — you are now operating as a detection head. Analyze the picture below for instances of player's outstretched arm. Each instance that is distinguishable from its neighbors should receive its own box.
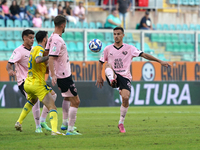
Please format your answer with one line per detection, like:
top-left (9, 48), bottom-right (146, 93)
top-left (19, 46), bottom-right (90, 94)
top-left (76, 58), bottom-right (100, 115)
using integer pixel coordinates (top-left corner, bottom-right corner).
top-left (140, 53), bottom-right (170, 68)
top-left (35, 56), bottom-right (49, 63)
top-left (49, 56), bottom-right (57, 86)
top-left (6, 62), bottom-right (16, 76)
top-left (96, 61), bottom-right (104, 88)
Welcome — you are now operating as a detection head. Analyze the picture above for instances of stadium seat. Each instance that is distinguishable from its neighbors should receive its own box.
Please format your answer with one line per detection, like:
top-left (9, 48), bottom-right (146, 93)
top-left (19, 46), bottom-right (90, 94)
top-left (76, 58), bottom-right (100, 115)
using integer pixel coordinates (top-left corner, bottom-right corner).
top-left (68, 22), bottom-right (75, 28)
top-left (76, 22), bottom-right (82, 28)
top-left (87, 32), bottom-right (96, 41)
top-left (13, 31), bottom-right (21, 40)
top-left (176, 24), bottom-right (182, 30)
top-left (76, 42), bottom-right (83, 52)
top-left (180, 43), bottom-right (187, 52)
top-left (96, 22), bottom-right (103, 29)
top-left (15, 41), bottom-right (22, 47)
top-left (6, 31), bottom-right (13, 40)
top-left (89, 22), bottom-right (96, 29)
top-left (189, 0), bottom-right (195, 5)
top-left (7, 41), bottom-right (16, 51)
top-left (0, 19), bottom-right (5, 27)
top-left (196, 24), bottom-right (200, 30)
top-left (157, 53), bottom-right (167, 60)
top-left (173, 43), bottom-right (180, 52)
top-left (185, 34), bottom-right (194, 43)
top-left (82, 22), bottom-right (89, 29)
top-left (0, 52), bottom-right (6, 60)
top-left (63, 32), bottom-right (74, 41)
top-left (178, 34), bottom-right (185, 42)
top-left (182, 24), bottom-right (189, 30)
top-left (165, 34), bottom-right (171, 42)
top-left (126, 33), bottom-right (134, 42)
top-left (171, 34), bottom-right (179, 42)
top-left (96, 32), bottom-right (104, 42)
top-left (74, 32), bottom-right (83, 41)
top-left (0, 31), bottom-right (5, 40)
top-left (163, 24), bottom-right (169, 30)
top-left (169, 24), bottom-right (176, 30)
top-left (183, 54), bottom-right (193, 61)
top-left (169, 0), bottom-right (176, 4)
top-left (67, 42), bottom-right (77, 52)
top-left (186, 43), bottom-right (194, 52)
top-left (43, 20), bottom-right (51, 28)
top-left (0, 41), bottom-right (8, 51)
top-left (6, 19), bottom-right (14, 27)
top-left (105, 32), bottom-right (112, 42)
top-left (166, 43), bottom-right (173, 51)
top-left (158, 34), bottom-right (165, 42)
top-left (101, 42), bottom-right (106, 50)
top-left (14, 20), bottom-right (21, 27)
top-left (144, 43), bottom-right (154, 54)
top-left (51, 21), bottom-right (55, 28)
top-left (189, 24), bottom-right (196, 30)
top-left (182, 0), bottom-right (189, 5)
top-left (22, 20), bottom-right (29, 27)
top-left (198, 34), bottom-right (200, 43)
top-left (156, 24), bottom-right (163, 30)
top-left (195, 0), bottom-right (200, 5)
top-left (151, 33), bottom-right (159, 42)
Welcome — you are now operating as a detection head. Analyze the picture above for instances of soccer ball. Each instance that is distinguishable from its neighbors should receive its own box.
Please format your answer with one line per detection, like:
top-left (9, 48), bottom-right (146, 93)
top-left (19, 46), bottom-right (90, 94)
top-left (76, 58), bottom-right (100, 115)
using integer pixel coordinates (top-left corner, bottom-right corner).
top-left (89, 39), bottom-right (102, 52)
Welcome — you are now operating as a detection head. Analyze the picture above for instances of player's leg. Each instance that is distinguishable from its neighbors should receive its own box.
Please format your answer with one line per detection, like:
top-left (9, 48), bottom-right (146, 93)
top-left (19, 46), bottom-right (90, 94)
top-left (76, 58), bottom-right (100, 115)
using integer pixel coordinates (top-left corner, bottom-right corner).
top-left (61, 99), bottom-right (70, 130)
top-left (40, 89), bottom-right (57, 131)
top-left (105, 63), bottom-right (117, 88)
top-left (65, 95), bottom-right (81, 135)
top-left (118, 89), bottom-right (130, 133)
top-left (32, 100), bottom-right (42, 133)
top-left (15, 98), bottom-right (38, 132)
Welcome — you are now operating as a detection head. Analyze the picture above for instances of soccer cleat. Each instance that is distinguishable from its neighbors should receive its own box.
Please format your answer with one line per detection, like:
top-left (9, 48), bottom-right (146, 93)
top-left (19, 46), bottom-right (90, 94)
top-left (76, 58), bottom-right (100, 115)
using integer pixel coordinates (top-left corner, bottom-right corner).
top-left (51, 131), bottom-right (65, 136)
top-left (15, 122), bottom-right (22, 132)
top-left (40, 122), bottom-right (52, 131)
top-left (118, 123), bottom-right (126, 133)
top-left (110, 79), bottom-right (117, 88)
top-left (61, 124), bottom-right (77, 131)
top-left (66, 130), bottom-right (82, 135)
top-left (35, 127), bottom-right (43, 133)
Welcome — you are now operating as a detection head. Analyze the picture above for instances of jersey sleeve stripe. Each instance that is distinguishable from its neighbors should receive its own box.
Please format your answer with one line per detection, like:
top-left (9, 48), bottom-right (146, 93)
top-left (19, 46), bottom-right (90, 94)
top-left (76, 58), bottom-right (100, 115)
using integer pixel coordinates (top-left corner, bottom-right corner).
top-left (49, 55), bottom-right (59, 57)
top-left (139, 52), bottom-right (143, 56)
top-left (99, 60), bottom-right (104, 63)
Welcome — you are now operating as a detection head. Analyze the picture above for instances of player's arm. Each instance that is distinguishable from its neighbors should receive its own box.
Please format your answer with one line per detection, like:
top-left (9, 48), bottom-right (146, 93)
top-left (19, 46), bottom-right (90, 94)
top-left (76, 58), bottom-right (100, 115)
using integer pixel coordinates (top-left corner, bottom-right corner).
top-left (140, 53), bottom-right (170, 68)
top-left (49, 56), bottom-right (57, 86)
top-left (96, 61), bottom-right (104, 88)
top-left (35, 55), bottom-right (49, 63)
top-left (6, 62), bottom-right (16, 76)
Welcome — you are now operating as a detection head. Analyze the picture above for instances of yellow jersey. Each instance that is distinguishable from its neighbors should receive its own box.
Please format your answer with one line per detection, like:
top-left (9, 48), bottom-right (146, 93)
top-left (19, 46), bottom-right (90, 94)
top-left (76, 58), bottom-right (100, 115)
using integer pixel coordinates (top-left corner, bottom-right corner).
top-left (25, 45), bottom-right (47, 85)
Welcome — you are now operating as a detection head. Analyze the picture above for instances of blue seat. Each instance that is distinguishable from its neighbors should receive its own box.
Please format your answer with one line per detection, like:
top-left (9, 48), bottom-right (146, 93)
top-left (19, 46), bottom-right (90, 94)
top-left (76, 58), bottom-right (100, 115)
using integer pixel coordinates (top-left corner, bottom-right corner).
top-left (76, 22), bottom-right (82, 28)
top-left (182, 24), bottom-right (189, 30)
top-left (14, 20), bottom-right (21, 27)
top-left (169, 0), bottom-right (176, 4)
top-left (0, 19), bottom-right (5, 27)
top-left (15, 41), bottom-right (22, 47)
top-left (6, 31), bottom-right (13, 40)
top-left (7, 19), bottom-right (14, 27)
top-left (195, 0), bottom-right (200, 5)
top-left (166, 43), bottom-right (173, 51)
top-left (43, 20), bottom-right (51, 28)
top-left (196, 24), bottom-right (200, 30)
top-left (169, 24), bottom-right (176, 30)
top-left (63, 32), bottom-right (74, 41)
top-left (165, 34), bottom-right (171, 42)
top-left (7, 41), bottom-right (16, 51)
top-left (82, 22), bottom-right (89, 29)
top-left (185, 34), bottom-right (194, 43)
top-left (163, 24), bottom-right (169, 30)
top-left (178, 34), bottom-right (185, 42)
top-left (189, 24), bottom-right (196, 30)
top-left (87, 32), bottom-right (96, 41)
top-left (0, 41), bottom-right (8, 51)
top-left (105, 32), bottom-right (112, 42)
top-left (89, 22), bottom-right (96, 29)
top-left (22, 20), bottom-right (29, 27)
top-left (51, 21), bottom-right (55, 28)
top-left (14, 31), bottom-right (21, 40)
top-left (67, 42), bottom-right (77, 52)
top-left (76, 42), bottom-right (83, 52)
top-left (156, 24), bottom-right (163, 30)
top-left (96, 32), bottom-right (104, 42)
top-left (96, 22), bottom-right (103, 29)
top-left (189, 0), bottom-right (195, 5)
top-left (0, 31), bottom-right (5, 40)
top-left (182, 0), bottom-right (189, 5)
top-left (101, 42), bottom-right (106, 50)
top-left (68, 22), bottom-right (75, 28)
top-left (74, 32), bottom-right (83, 41)
top-left (176, 24), bottom-right (183, 30)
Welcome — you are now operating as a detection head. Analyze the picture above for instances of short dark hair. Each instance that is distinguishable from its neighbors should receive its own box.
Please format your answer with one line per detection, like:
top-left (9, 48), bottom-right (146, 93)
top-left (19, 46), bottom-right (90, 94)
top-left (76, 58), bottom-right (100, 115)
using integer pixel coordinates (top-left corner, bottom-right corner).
top-left (54, 15), bottom-right (66, 27)
top-left (111, 8), bottom-right (116, 13)
top-left (113, 27), bottom-right (124, 33)
top-left (36, 31), bottom-right (48, 43)
top-left (22, 29), bottom-right (34, 41)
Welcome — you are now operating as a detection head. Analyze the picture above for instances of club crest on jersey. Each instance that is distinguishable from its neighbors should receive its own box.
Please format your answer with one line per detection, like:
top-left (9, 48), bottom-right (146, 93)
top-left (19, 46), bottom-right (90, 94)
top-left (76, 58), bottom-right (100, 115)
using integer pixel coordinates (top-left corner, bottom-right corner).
top-left (52, 46), bottom-right (56, 52)
top-left (122, 51), bottom-right (128, 55)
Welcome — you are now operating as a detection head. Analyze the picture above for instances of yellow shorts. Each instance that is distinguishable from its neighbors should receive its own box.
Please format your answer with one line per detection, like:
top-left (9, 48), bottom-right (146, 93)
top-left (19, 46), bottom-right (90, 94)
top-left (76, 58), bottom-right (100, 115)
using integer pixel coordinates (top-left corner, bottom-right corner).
top-left (24, 84), bottom-right (52, 101)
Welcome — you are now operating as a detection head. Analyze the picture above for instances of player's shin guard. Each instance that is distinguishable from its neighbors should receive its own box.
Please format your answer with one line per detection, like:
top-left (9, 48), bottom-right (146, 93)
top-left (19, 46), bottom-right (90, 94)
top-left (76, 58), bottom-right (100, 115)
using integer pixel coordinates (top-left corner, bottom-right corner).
top-left (105, 67), bottom-right (114, 81)
top-left (32, 100), bottom-right (40, 127)
top-left (119, 105), bottom-right (129, 124)
top-left (62, 100), bottom-right (70, 126)
top-left (68, 107), bottom-right (78, 131)
top-left (17, 101), bottom-right (34, 124)
top-left (49, 109), bottom-right (58, 132)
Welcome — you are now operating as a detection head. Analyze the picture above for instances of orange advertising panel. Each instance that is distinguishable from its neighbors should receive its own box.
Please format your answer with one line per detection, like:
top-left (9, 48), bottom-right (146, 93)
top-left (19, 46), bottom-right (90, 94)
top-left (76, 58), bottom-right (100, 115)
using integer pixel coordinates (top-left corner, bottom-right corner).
top-left (1, 61), bottom-right (200, 82)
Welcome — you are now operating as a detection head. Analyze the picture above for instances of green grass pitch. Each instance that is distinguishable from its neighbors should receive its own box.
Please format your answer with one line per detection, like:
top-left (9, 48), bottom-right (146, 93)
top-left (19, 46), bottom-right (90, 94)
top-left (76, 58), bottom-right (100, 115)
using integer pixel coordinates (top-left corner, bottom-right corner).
top-left (1, 106), bottom-right (200, 150)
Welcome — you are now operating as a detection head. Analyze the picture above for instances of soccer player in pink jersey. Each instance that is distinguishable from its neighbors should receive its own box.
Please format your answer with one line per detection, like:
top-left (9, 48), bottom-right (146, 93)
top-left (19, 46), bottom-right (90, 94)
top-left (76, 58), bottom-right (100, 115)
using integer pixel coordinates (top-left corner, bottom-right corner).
top-left (6, 29), bottom-right (55, 133)
top-left (96, 27), bottom-right (170, 133)
top-left (47, 15), bottom-right (81, 135)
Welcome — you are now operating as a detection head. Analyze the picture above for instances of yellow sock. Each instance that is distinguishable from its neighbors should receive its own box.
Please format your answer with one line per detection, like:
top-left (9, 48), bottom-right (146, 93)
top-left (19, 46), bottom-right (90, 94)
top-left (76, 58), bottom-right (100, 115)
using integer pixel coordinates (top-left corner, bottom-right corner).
top-left (49, 110), bottom-right (58, 132)
top-left (17, 101), bottom-right (33, 124)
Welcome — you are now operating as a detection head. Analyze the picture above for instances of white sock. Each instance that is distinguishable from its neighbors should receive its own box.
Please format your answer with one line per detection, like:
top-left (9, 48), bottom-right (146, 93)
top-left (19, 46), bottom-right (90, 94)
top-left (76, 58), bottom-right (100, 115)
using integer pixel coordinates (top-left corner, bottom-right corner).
top-left (40, 117), bottom-right (46, 123)
top-left (63, 119), bottom-right (68, 126)
top-left (36, 124), bottom-right (41, 128)
top-left (68, 126), bottom-right (74, 132)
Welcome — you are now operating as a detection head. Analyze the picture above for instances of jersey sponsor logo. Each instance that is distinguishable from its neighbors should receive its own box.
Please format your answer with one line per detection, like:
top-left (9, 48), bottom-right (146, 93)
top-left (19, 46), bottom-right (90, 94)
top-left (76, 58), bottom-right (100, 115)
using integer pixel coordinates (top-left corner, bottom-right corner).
top-left (122, 51), bottom-right (128, 55)
top-left (110, 53), bottom-right (113, 56)
top-left (39, 52), bottom-right (43, 56)
top-left (25, 55), bottom-right (29, 58)
top-left (114, 58), bottom-right (123, 69)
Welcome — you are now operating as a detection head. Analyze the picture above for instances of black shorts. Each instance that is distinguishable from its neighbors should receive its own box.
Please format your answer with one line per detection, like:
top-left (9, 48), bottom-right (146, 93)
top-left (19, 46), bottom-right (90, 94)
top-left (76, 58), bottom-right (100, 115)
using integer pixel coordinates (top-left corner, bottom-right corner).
top-left (57, 75), bottom-right (77, 96)
top-left (18, 82), bottom-right (26, 97)
top-left (106, 73), bottom-right (131, 92)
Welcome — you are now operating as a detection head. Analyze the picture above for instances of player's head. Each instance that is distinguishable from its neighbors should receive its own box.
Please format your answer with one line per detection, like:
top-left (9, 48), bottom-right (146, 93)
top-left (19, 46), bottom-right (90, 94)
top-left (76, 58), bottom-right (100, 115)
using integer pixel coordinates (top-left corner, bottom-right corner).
top-left (22, 29), bottom-right (35, 47)
top-left (36, 31), bottom-right (48, 46)
top-left (111, 8), bottom-right (118, 17)
top-left (113, 27), bottom-right (124, 44)
top-left (54, 15), bottom-right (66, 33)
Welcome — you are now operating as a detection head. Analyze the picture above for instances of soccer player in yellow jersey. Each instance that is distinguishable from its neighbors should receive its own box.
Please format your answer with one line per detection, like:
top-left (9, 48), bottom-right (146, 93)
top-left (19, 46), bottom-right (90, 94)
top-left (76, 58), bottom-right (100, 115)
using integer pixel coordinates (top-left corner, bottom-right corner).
top-left (15, 31), bottom-right (64, 135)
